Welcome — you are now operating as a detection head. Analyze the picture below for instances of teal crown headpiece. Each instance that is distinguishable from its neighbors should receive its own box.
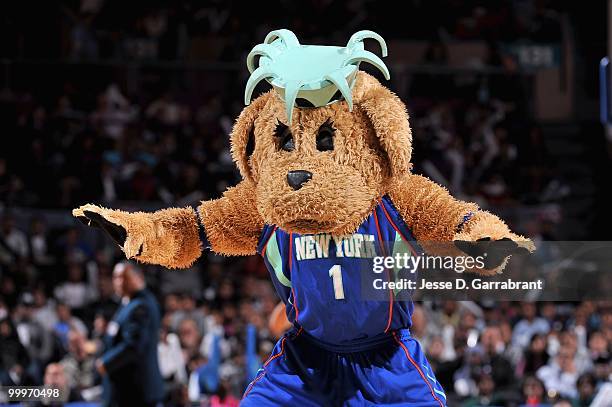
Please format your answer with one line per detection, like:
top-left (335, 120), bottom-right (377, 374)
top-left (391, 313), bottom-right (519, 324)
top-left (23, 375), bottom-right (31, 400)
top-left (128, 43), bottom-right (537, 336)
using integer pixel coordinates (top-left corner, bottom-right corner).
top-left (245, 29), bottom-right (390, 124)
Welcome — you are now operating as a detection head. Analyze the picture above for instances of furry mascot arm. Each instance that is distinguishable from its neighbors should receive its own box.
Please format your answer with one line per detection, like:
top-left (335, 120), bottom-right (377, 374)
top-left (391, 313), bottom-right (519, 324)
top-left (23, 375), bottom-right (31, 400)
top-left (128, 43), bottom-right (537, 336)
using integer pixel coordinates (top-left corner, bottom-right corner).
top-left (72, 180), bottom-right (262, 269)
top-left (352, 73), bottom-right (534, 275)
top-left (388, 174), bottom-right (534, 274)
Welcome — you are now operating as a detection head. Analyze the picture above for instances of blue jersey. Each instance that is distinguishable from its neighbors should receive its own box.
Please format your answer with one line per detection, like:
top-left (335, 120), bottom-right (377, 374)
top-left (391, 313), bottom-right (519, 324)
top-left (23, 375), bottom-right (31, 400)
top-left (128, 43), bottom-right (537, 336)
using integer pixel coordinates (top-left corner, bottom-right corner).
top-left (257, 195), bottom-right (423, 347)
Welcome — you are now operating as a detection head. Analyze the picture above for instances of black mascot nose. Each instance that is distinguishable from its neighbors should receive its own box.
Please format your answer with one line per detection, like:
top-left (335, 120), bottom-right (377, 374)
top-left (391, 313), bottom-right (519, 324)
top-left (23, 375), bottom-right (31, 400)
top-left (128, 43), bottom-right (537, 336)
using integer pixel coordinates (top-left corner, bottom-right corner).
top-left (287, 170), bottom-right (312, 190)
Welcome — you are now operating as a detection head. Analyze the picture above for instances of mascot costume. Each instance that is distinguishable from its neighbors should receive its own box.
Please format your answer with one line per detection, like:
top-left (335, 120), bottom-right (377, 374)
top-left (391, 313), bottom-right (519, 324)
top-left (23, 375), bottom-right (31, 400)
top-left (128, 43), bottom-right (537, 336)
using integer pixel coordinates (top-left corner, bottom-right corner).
top-left (74, 30), bottom-right (534, 406)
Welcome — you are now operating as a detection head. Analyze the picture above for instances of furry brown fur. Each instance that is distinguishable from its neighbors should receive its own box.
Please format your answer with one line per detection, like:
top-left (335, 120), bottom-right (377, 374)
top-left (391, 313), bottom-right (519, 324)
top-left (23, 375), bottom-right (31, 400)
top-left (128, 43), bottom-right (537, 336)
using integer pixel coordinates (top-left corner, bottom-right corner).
top-left (198, 181), bottom-right (263, 256)
top-left (73, 204), bottom-right (202, 269)
top-left (74, 71), bottom-right (532, 273)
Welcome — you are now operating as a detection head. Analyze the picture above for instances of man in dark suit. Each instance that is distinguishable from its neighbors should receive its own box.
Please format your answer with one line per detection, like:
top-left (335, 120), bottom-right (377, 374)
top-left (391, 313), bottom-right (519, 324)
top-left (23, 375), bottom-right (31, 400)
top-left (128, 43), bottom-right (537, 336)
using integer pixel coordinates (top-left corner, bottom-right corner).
top-left (96, 262), bottom-right (164, 407)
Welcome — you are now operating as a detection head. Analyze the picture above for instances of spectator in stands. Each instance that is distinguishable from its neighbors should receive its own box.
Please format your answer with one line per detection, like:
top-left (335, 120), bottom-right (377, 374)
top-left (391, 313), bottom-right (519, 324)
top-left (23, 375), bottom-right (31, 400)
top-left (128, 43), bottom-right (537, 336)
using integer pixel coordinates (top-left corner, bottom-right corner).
top-left (425, 335), bottom-right (445, 367)
top-left (53, 302), bottom-right (87, 351)
top-left (437, 301), bottom-right (462, 361)
top-left (169, 292), bottom-right (207, 334)
top-left (499, 320), bottom-right (523, 366)
top-left (69, 6), bottom-right (100, 60)
top-left (210, 379), bottom-right (240, 407)
top-left (187, 334), bottom-right (221, 402)
top-left (480, 325), bottom-right (515, 389)
top-left (158, 314), bottom-right (188, 404)
top-left (164, 293), bottom-right (181, 315)
top-left (512, 302), bottom-right (550, 349)
top-left (588, 330), bottom-right (609, 361)
top-left (91, 310), bottom-right (111, 342)
top-left (145, 90), bottom-right (187, 129)
top-left (28, 218), bottom-right (54, 268)
top-left (54, 262), bottom-right (94, 310)
top-left (411, 304), bottom-right (437, 351)
top-left (0, 317), bottom-right (32, 385)
top-left (34, 362), bottom-right (83, 405)
top-left (572, 372), bottom-right (597, 407)
top-left (591, 354), bottom-right (611, 386)
top-left (453, 346), bottom-right (485, 398)
top-left (521, 375), bottom-right (547, 406)
top-left (32, 287), bottom-right (58, 332)
top-left (519, 333), bottom-right (549, 376)
top-left (89, 273), bottom-right (119, 324)
top-left (0, 214), bottom-right (29, 259)
top-left (60, 329), bottom-right (96, 393)
top-left (559, 330), bottom-right (591, 375)
top-left (537, 346), bottom-right (579, 399)
top-left (13, 292), bottom-right (52, 379)
top-left (56, 227), bottom-right (93, 265)
top-left (179, 317), bottom-right (205, 364)
top-left (461, 372), bottom-right (503, 407)
top-left (91, 84), bottom-right (137, 141)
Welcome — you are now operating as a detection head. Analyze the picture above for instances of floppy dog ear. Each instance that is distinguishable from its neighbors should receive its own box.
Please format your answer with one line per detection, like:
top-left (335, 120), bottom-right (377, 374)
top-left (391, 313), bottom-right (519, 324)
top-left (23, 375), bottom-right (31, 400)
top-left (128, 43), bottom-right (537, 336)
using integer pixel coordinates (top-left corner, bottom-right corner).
top-left (230, 91), bottom-right (272, 181)
top-left (353, 72), bottom-right (412, 177)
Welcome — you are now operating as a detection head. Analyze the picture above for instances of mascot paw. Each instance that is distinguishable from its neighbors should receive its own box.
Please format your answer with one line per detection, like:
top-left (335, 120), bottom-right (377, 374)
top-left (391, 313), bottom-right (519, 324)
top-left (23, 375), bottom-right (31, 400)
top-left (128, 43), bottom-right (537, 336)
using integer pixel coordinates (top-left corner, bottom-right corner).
top-left (454, 237), bottom-right (533, 274)
top-left (73, 204), bottom-right (146, 259)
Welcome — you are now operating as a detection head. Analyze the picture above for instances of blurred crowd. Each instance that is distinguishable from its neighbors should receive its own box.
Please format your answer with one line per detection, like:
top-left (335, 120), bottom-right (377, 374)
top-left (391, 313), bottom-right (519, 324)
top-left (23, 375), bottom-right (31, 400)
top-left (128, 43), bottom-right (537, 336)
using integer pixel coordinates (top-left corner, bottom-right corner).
top-left (414, 301), bottom-right (611, 406)
top-left (0, 47), bottom-right (563, 214)
top-left (0, 81), bottom-right (239, 209)
top-left (0, 218), bottom-right (610, 406)
top-left (0, 74), bottom-right (558, 211)
top-left (0, 0), bottom-right (609, 406)
top-left (3, 0), bottom-right (566, 61)
top-left (0, 0), bottom-right (570, 211)
top-left (0, 216), bottom-right (275, 405)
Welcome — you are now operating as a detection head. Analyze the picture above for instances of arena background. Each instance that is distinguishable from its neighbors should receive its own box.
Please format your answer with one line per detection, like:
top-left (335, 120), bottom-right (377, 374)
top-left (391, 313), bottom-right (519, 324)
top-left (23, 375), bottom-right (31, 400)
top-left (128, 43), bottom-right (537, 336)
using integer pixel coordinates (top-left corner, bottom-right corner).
top-left (0, 1), bottom-right (610, 406)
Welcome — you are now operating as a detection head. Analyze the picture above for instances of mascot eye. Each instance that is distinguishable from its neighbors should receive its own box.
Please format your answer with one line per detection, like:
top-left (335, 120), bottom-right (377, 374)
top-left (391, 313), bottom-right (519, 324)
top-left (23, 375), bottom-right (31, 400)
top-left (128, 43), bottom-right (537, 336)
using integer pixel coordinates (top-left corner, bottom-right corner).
top-left (316, 120), bottom-right (335, 152)
top-left (274, 120), bottom-right (295, 152)
top-left (280, 134), bottom-right (295, 152)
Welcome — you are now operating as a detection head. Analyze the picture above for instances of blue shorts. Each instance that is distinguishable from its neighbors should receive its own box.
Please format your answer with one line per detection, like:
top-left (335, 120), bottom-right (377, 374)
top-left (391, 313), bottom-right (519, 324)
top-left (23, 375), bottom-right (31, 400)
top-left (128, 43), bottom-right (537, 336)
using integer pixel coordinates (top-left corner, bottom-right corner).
top-left (241, 328), bottom-right (447, 406)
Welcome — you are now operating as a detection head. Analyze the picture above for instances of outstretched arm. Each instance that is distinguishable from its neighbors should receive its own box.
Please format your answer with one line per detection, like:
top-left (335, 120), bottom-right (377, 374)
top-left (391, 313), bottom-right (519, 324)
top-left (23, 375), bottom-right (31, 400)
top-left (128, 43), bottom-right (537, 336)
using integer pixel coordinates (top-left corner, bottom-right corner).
top-left (197, 181), bottom-right (263, 256)
top-left (388, 174), bottom-right (534, 274)
top-left (73, 181), bottom-right (263, 269)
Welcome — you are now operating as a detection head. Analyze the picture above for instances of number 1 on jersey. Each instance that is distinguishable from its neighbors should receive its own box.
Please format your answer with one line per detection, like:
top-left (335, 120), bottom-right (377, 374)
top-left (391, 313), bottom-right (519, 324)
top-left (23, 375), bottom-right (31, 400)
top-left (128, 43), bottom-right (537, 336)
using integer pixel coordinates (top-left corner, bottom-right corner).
top-left (328, 264), bottom-right (345, 300)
